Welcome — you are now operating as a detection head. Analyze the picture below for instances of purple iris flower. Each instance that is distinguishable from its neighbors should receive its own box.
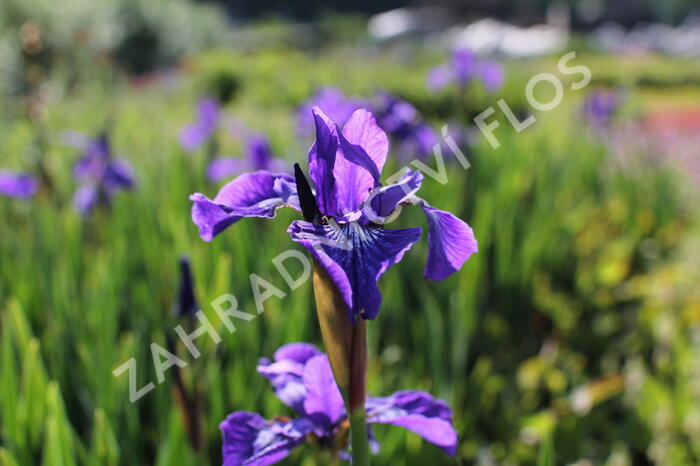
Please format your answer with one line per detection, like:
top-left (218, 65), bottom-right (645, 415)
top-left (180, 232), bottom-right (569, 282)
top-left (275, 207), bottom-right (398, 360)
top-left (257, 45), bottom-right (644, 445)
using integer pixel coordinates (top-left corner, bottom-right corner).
top-left (0, 171), bottom-right (38, 198)
top-left (427, 49), bottom-right (504, 93)
top-left (582, 90), bottom-right (620, 129)
top-left (208, 133), bottom-right (289, 183)
top-left (296, 87), bottom-right (367, 138)
top-left (70, 133), bottom-right (135, 214)
top-left (220, 342), bottom-right (457, 465)
top-left (373, 92), bottom-right (440, 161)
top-left (180, 98), bottom-right (221, 152)
top-left (190, 107), bottom-right (478, 321)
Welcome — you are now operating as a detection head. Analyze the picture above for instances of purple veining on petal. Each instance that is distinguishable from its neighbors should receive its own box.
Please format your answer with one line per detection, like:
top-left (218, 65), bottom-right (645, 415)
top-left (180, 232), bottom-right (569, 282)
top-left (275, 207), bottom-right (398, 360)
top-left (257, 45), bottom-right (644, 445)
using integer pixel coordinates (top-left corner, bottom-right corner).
top-left (220, 412), bottom-right (312, 466)
top-left (288, 220), bottom-right (421, 320)
top-left (366, 390), bottom-right (458, 455)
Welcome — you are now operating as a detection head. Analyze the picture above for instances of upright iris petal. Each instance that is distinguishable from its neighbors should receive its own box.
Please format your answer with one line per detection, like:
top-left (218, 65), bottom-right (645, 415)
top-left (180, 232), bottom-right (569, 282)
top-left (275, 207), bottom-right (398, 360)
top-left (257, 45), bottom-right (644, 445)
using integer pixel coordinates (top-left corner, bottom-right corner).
top-left (331, 109), bottom-right (388, 216)
top-left (302, 354), bottom-right (346, 427)
top-left (308, 107), bottom-right (339, 217)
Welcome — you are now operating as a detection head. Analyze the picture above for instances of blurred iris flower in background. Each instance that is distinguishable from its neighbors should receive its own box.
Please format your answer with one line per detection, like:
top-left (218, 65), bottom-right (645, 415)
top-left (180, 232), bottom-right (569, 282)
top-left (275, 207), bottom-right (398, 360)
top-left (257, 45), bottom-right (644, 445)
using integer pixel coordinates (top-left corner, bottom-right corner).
top-left (0, 171), bottom-right (38, 198)
top-left (427, 48), bottom-right (504, 93)
top-left (296, 87), bottom-right (367, 137)
top-left (582, 89), bottom-right (622, 129)
top-left (66, 132), bottom-right (135, 215)
top-left (207, 133), bottom-right (289, 183)
top-left (180, 98), bottom-right (221, 152)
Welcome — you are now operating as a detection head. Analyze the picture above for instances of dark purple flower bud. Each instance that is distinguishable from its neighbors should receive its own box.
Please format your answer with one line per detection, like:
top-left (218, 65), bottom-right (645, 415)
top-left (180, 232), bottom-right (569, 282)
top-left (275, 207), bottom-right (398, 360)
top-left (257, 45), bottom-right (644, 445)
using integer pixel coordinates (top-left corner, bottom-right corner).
top-left (174, 255), bottom-right (199, 317)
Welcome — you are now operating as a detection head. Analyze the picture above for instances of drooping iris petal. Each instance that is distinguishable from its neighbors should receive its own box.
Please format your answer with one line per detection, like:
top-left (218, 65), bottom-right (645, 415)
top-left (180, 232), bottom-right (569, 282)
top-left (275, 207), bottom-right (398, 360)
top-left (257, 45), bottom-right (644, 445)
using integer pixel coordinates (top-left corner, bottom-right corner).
top-left (287, 220), bottom-right (421, 320)
top-left (333, 109), bottom-right (388, 215)
top-left (422, 204), bottom-right (478, 281)
top-left (307, 107), bottom-right (339, 217)
top-left (257, 343), bottom-right (322, 414)
top-left (366, 169), bottom-right (424, 220)
top-left (366, 390), bottom-right (458, 456)
top-left (0, 171), bottom-right (38, 199)
top-left (479, 60), bottom-right (504, 92)
top-left (302, 354), bottom-right (346, 428)
top-left (190, 171), bottom-right (300, 242)
top-left (220, 412), bottom-right (313, 466)
top-left (426, 64), bottom-right (453, 92)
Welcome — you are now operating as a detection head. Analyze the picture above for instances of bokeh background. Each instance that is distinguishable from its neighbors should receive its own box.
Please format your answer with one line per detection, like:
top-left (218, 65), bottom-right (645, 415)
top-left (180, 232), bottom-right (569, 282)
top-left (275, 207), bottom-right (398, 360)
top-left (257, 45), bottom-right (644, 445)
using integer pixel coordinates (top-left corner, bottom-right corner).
top-left (1, 0), bottom-right (700, 465)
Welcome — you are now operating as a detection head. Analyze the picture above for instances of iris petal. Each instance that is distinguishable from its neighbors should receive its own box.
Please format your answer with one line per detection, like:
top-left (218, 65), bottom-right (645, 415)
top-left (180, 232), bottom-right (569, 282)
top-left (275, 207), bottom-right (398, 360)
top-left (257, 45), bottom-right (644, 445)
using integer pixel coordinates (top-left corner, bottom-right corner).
top-left (422, 204), bottom-right (478, 281)
top-left (257, 343), bottom-right (322, 415)
top-left (307, 107), bottom-right (339, 216)
top-left (190, 171), bottom-right (300, 242)
top-left (287, 220), bottom-right (421, 320)
top-left (303, 354), bottom-right (346, 428)
top-left (365, 169), bottom-right (424, 221)
top-left (220, 412), bottom-right (312, 466)
top-left (366, 390), bottom-right (458, 456)
top-left (333, 109), bottom-right (388, 215)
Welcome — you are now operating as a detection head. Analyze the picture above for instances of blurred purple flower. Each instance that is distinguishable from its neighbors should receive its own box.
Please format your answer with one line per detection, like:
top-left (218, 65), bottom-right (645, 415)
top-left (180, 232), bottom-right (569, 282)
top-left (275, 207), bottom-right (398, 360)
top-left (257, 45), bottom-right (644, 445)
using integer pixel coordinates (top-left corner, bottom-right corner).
top-left (582, 90), bottom-right (621, 129)
top-left (221, 342), bottom-right (458, 465)
top-left (427, 48), bottom-right (504, 93)
top-left (207, 133), bottom-right (289, 183)
top-left (0, 171), bottom-right (38, 198)
top-left (180, 98), bottom-right (221, 152)
top-left (69, 133), bottom-right (134, 214)
top-left (373, 92), bottom-right (439, 161)
top-left (190, 107), bottom-right (478, 321)
top-left (296, 87), bottom-right (367, 137)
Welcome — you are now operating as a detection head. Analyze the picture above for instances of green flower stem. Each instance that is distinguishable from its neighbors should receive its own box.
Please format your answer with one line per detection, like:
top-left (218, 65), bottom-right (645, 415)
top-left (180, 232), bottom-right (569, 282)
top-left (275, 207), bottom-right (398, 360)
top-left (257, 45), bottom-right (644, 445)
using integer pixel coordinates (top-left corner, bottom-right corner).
top-left (349, 407), bottom-right (370, 466)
